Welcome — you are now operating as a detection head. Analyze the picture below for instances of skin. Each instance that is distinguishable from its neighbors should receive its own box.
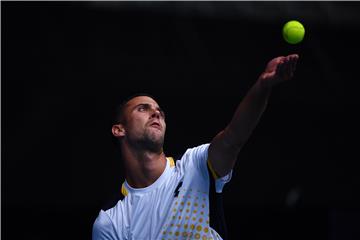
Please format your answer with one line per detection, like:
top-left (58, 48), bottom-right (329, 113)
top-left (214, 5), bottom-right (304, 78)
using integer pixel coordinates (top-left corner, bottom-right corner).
top-left (112, 54), bottom-right (299, 187)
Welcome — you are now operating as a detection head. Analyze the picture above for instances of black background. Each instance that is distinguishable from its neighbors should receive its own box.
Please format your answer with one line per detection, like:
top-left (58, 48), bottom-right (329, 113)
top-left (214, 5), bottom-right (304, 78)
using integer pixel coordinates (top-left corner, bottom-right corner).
top-left (3, 2), bottom-right (360, 240)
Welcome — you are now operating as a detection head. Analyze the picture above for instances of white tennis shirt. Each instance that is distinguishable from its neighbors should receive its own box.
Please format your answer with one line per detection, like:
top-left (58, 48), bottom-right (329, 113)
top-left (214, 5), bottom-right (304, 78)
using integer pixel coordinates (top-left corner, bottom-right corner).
top-left (92, 144), bottom-right (232, 240)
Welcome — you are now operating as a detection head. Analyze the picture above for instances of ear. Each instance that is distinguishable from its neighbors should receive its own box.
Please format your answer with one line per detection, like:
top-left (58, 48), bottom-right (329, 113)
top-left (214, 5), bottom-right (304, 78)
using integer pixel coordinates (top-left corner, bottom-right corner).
top-left (112, 124), bottom-right (126, 138)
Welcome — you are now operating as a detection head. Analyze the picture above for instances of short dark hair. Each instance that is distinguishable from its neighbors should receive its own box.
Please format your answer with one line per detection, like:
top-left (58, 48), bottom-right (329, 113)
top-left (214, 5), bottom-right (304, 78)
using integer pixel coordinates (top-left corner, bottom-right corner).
top-left (113, 93), bottom-right (157, 124)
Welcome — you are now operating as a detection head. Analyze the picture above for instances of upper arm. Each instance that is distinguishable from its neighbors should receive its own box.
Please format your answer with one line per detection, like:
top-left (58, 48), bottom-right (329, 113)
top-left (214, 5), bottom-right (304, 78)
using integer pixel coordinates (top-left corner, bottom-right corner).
top-left (208, 128), bottom-right (242, 178)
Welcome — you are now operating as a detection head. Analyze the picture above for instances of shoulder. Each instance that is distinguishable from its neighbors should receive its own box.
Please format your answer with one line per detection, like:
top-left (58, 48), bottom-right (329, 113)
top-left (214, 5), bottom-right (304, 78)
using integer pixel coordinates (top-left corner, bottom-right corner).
top-left (94, 210), bottom-right (113, 228)
top-left (181, 143), bottom-right (210, 160)
top-left (92, 210), bottom-right (117, 239)
top-left (175, 144), bottom-right (210, 177)
top-left (92, 189), bottom-right (126, 239)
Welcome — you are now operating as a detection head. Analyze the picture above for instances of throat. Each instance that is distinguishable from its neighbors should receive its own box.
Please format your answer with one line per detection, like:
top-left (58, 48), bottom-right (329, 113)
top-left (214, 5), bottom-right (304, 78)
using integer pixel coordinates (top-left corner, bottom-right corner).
top-left (125, 153), bottom-right (167, 189)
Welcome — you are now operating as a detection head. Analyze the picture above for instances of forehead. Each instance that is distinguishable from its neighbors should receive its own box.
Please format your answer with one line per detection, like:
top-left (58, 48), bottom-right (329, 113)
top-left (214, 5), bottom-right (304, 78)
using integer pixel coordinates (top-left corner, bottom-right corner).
top-left (125, 96), bottom-right (160, 109)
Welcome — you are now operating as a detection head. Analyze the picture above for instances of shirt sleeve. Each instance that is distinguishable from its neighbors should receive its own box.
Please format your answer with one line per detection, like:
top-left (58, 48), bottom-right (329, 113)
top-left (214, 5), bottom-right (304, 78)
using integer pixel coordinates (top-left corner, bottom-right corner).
top-left (214, 169), bottom-right (232, 193)
top-left (178, 143), bottom-right (232, 192)
top-left (92, 210), bottom-right (119, 240)
top-left (177, 143), bottom-right (210, 180)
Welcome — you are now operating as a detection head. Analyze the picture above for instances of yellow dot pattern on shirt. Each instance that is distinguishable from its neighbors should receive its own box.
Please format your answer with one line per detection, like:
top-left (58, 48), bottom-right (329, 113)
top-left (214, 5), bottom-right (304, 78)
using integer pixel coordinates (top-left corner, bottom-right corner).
top-left (163, 189), bottom-right (211, 238)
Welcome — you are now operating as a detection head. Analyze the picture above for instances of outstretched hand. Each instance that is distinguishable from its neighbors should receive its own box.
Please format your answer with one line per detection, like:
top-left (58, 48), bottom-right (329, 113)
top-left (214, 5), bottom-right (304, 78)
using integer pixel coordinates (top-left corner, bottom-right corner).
top-left (259, 54), bottom-right (299, 88)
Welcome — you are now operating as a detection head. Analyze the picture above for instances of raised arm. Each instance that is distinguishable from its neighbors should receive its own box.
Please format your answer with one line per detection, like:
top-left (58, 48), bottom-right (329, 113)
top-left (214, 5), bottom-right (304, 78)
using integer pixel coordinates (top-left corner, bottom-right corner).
top-left (208, 54), bottom-right (299, 177)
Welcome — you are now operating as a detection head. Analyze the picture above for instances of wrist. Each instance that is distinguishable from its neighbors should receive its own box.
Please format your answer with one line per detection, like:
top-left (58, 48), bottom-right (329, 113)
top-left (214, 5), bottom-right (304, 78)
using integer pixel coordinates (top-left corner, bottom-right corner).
top-left (257, 75), bottom-right (273, 93)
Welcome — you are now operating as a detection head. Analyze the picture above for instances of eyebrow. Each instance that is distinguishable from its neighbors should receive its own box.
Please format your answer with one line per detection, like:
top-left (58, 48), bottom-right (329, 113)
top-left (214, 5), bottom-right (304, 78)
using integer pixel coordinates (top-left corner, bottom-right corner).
top-left (132, 103), bottom-right (165, 115)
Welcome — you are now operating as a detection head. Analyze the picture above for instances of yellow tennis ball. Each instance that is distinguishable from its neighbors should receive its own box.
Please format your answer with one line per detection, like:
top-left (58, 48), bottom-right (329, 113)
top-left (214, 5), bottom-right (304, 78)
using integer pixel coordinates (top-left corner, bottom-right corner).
top-left (282, 20), bottom-right (305, 44)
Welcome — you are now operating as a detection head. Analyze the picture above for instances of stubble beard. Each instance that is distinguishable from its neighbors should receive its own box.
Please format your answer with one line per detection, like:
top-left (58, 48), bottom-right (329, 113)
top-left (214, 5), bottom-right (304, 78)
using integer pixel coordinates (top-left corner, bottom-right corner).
top-left (129, 128), bottom-right (165, 154)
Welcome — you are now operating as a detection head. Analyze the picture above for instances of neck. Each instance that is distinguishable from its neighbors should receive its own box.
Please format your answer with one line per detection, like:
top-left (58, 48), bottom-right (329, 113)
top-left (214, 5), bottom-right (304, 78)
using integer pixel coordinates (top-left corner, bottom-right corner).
top-left (121, 142), bottom-right (167, 188)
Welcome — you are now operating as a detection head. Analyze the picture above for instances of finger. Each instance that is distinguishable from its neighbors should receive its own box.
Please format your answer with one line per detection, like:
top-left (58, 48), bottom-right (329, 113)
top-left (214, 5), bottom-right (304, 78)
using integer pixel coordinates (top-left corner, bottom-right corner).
top-left (286, 57), bottom-right (296, 80)
top-left (284, 60), bottom-right (292, 80)
top-left (291, 57), bottom-right (298, 77)
top-left (277, 55), bottom-right (298, 80)
top-left (290, 54), bottom-right (298, 70)
top-left (292, 55), bottom-right (298, 71)
top-left (283, 55), bottom-right (294, 75)
top-left (288, 63), bottom-right (294, 79)
top-left (271, 57), bottom-right (284, 72)
top-left (277, 60), bottom-right (287, 80)
top-left (289, 54), bottom-right (299, 60)
top-left (287, 58), bottom-right (294, 76)
top-left (276, 60), bottom-right (284, 75)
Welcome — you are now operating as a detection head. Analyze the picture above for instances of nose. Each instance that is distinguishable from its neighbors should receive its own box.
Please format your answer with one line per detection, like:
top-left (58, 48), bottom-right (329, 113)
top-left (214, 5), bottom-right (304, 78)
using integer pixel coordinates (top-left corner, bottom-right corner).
top-left (150, 108), bottom-right (161, 119)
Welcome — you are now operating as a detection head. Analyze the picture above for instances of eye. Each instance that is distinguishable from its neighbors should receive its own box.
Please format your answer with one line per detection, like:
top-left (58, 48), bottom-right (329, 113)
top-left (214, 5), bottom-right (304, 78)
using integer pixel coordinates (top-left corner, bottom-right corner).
top-left (138, 105), bottom-right (146, 112)
top-left (160, 111), bottom-right (166, 119)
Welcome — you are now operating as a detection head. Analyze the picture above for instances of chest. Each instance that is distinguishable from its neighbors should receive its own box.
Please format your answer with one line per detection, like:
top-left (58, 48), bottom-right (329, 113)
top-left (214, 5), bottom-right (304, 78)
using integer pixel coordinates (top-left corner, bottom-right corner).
top-left (122, 175), bottom-right (211, 239)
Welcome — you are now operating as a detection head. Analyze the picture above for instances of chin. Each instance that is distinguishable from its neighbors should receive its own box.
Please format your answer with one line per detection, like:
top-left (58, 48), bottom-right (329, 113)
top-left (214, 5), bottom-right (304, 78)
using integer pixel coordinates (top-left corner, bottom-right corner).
top-left (151, 138), bottom-right (164, 150)
top-left (142, 137), bottom-right (164, 153)
top-left (147, 130), bottom-right (164, 142)
top-left (147, 142), bottom-right (164, 153)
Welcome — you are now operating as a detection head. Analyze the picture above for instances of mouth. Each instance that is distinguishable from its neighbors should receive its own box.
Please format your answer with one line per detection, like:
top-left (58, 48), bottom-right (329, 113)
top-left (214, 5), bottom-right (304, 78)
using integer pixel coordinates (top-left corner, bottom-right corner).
top-left (149, 122), bottom-right (162, 130)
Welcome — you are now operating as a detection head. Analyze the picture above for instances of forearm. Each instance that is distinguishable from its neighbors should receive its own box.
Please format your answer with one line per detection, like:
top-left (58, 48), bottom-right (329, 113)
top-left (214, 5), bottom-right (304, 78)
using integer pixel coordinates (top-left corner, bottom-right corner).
top-left (208, 78), bottom-right (272, 177)
top-left (224, 78), bottom-right (272, 149)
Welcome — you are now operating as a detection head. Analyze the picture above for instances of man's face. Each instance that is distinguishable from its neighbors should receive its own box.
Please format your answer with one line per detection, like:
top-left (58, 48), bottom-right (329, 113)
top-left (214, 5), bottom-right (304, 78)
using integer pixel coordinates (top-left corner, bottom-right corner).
top-left (120, 96), bottom-right (166, 152)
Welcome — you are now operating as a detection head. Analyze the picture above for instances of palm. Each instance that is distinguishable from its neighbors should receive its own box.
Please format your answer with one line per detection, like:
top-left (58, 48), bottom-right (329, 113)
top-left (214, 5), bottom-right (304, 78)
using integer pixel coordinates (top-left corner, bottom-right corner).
top-left (260, 54), bottom-right (299, 87)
